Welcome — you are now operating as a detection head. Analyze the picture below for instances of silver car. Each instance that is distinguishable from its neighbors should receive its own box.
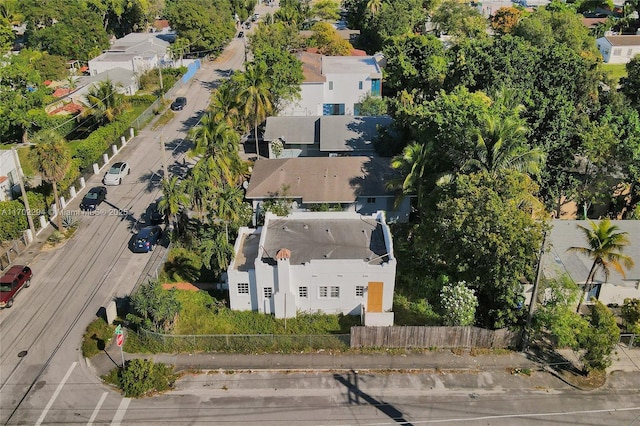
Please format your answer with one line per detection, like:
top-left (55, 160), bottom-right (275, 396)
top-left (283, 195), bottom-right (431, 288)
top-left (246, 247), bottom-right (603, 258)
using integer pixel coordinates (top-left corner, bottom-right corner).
top-left (103, 161), bottom-right (130, 185)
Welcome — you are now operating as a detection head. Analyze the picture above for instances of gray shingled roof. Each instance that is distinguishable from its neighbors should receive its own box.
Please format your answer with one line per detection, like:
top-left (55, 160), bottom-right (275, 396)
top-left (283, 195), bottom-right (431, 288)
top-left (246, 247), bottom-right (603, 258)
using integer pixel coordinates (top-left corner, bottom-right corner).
top-left (245, 156), bottom-right (397, 203)
top-left (544, 219), bottom-right (640, 287)
top-left (263, 116), bottom-right (319, 145)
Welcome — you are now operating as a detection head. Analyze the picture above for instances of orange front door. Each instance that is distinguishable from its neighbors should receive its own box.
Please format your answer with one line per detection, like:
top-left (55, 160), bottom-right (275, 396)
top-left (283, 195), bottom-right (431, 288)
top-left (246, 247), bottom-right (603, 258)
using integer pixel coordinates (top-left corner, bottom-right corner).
top-left (367, 282), bottom-right (383, 312)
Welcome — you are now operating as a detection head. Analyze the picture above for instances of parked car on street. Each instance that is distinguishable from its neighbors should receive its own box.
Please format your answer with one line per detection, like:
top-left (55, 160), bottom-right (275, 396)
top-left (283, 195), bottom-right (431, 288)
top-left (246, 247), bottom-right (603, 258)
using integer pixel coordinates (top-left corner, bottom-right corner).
top-left (0, 265), bottom-right (32, 308)
top-left (170, 97), bottom-right (187, 111)
top-left (103, 162), bottom-right (130, 186)
top-left (132, 226), bottom-right (162, 253)
top-left (149, 201), bottom-right (166, 225)
top-left (80, 186), bottom-right (107, 211)
top-left (238, 31), bottom-right (244, 38)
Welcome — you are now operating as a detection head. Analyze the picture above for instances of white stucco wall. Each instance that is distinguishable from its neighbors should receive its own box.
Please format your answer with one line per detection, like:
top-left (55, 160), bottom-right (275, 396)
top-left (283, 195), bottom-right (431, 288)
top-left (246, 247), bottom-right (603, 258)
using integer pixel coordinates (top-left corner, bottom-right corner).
top-left (587, 283), bottom-right (640, 306)
top-left (0, 150), bottom-right (18, 201)
top-left (280, 83), bottom-right (324, 116)
top-left (228, 211), bottom-right (397, 320)
top-left (596, 38), bottom-right (640, 64)
top-left (322, 71), bottom-right (372, 115)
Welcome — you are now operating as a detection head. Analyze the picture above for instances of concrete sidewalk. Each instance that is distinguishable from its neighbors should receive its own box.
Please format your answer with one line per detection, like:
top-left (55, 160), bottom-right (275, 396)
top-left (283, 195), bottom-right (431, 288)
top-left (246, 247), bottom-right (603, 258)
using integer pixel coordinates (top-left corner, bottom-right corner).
top-left (87, 339), bottom-right (640, 385)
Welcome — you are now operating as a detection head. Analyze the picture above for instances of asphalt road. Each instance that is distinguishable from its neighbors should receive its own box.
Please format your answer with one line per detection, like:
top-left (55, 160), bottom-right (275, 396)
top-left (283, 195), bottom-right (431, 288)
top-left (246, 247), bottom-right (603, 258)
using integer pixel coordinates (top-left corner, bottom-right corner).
top-left (0, 31), bottom-right (247, 426)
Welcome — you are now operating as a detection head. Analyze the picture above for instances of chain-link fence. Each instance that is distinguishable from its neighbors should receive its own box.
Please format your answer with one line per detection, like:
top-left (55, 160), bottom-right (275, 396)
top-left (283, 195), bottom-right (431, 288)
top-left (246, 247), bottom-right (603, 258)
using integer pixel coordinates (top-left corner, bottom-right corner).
top-left (136, 329), bottom-right (350, 353)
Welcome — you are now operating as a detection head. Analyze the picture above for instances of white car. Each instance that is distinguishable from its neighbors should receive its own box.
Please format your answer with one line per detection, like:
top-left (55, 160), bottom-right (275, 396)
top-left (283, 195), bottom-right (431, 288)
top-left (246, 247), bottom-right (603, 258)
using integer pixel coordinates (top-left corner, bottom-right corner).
top-left (103, 161), bottom-right (130, 185)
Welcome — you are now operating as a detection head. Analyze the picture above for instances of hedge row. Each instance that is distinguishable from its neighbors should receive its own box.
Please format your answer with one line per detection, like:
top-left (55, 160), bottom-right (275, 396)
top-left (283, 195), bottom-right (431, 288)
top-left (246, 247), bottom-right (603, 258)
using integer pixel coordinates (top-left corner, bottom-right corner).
top-left (73, 116), bottom-right (131, 171)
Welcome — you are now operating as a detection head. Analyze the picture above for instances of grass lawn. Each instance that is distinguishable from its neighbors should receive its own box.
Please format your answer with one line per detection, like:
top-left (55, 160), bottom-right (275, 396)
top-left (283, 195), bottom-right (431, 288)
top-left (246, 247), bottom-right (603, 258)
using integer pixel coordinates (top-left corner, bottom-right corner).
top-left (602, 63), bottom-right (627, 85)
top-left (173, 290), bottom-right (358, 335)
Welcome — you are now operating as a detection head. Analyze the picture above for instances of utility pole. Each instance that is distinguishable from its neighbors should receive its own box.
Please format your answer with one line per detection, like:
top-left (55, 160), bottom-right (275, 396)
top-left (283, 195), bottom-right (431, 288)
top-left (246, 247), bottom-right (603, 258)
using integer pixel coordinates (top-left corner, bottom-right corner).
top-left (12, 147), bottom-right (36, 241)
top-left (522, 231), bottom-right (547, 352)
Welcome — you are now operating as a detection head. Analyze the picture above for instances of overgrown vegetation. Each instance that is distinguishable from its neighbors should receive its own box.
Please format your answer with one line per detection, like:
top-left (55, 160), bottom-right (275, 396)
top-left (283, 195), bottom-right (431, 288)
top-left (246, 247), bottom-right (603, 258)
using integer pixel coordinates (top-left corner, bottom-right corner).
top-left (82, 317), bottom-right (115, 358)
top-left (102, 359), bottom-right (177, 398)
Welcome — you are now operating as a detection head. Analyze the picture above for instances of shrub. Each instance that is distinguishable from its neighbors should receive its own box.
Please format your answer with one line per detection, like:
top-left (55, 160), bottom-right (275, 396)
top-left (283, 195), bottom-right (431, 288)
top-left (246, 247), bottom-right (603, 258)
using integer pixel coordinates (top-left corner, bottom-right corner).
top-left (0, 199), bottom-right (28, 241)
top-left (72, 117), bottom-right (131, 170)
top-left (440, 281), bottom-right (478, 326)
top-left (105, 359), bottom-right (176, 397)
top-left (82, 318), bottom-right (114, 358)
top-left (580, 301), bottom-right (620, 374)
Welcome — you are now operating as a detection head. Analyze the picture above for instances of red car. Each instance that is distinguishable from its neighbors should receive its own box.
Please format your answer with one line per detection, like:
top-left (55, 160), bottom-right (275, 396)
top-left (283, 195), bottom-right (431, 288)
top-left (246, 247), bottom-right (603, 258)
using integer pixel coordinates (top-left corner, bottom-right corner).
top-left (0, 265), bottom-right (32, 308)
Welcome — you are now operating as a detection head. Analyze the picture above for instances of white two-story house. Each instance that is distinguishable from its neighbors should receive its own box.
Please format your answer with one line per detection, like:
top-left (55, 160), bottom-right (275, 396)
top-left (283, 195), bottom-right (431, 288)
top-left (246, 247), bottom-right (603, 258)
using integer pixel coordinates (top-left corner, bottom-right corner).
top-left (280, 52), bottom-right (384, 116)
top-left (227, 210), bottom-right (397, 326)
top-left (88, 33), bottom-right (171, 76)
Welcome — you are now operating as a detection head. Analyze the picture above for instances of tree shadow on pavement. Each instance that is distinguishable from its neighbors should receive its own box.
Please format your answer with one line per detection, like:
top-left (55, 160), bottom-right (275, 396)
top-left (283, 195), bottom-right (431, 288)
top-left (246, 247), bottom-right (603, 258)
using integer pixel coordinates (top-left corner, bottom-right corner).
top-left (525, 344), bottom-right (588, 389)
top-left (333, 370), bottom-right (413, 425)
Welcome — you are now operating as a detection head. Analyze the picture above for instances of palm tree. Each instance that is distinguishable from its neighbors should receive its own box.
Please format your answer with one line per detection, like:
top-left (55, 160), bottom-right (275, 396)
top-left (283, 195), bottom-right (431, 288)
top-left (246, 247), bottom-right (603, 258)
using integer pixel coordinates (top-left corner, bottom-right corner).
top-left (209, 83), bottom-right (240, 129)
top-left (184, 157), bottom-right (219, 218)
top-left (367, 0), bottom-right (384, 16)
top-left (462, 113), bottom-right (546, 179)
top-left (29, 130), bottom-right (72, 230)
top-left (568, 219), bottom-right (635, 313)
top-left (390, 142), bottom-right (431, 208)
top-left (214, 185), bottom-right (245, 242)
top-left (235, 62), bottom-right (273, 158)
top-left (83, 80), bottom-right (128, 124)
top-left (159, 176), bottom-right (189, 233)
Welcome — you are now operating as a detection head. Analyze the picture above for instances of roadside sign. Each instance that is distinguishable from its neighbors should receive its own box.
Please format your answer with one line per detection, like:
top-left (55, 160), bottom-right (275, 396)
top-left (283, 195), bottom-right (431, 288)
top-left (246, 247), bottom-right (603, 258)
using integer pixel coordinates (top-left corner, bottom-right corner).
top-left (115, 324), bottom-right (122, 335)
top-left (116, 333), bottom-right (124, 347)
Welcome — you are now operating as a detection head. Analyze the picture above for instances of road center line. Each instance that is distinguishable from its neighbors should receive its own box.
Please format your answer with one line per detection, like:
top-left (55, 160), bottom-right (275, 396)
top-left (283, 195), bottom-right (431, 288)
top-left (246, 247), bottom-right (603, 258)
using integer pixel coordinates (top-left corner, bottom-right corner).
top-left (35, 361), bottom-right (77, 426)
top-left (111, 397), bottom-right (131, 425)
top-left (87, 391), bottom-right (108, 425)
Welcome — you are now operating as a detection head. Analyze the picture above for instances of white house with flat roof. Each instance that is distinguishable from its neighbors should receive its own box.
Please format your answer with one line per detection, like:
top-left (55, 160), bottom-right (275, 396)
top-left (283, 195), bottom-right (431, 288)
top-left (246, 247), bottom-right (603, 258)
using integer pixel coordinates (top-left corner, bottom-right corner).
top-left (0, 150), bottom-right (18, 201)
top-left (280, 52), bottom-right (384, 116)
top-left (596, 34), bottom-right (640, 63)
top-left (227, 210), bottom-right (397, 326)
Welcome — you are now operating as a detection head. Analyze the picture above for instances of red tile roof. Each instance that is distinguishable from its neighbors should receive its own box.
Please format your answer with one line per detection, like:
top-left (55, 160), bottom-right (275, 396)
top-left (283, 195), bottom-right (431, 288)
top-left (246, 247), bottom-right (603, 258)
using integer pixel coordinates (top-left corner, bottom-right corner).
top-left (48, 102), bottom-right (84, 116)
top-left (52, 87), bottom-right (72, 98)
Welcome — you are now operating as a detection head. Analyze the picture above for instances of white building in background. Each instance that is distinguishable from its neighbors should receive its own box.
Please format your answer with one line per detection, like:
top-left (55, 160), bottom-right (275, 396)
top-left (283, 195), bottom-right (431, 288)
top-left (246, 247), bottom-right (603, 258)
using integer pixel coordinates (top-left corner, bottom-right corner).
top-left (0, 150), bottom-right (18, 202)
top-left (280, 52), bottom-right (384, 116)
top-left (88, 33), bottom-right (171, 76)
top-left (596, 34), bottom-right (640, 64)
top-left (227, 211), bottom-right (397, 326)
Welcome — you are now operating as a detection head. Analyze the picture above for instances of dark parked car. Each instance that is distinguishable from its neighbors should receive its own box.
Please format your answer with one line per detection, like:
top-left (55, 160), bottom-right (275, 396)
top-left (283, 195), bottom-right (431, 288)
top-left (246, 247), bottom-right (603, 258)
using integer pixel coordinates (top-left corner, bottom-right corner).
top-left (237, 31), bottom-right (244, 38)
top-left (80, 186), bottom-right (107, 211)
top-left (244, 21), bottom-right (251, 29)
top-left (132, 226), bottom-right (162, 253)
top-left (0, 265), bottom-right (32, 308)
top-left (170, 97), bottom-right (187, 111)
top-left (149, 203), bottom-right (166, 225)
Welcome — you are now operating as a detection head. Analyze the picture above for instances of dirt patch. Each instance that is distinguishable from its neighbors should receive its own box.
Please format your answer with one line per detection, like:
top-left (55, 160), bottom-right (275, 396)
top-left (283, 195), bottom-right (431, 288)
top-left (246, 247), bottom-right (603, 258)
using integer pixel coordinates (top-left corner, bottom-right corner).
top-left (557, 369), bottom-right (607, 390)
top-left (162, 282), bottom-right (200, 291)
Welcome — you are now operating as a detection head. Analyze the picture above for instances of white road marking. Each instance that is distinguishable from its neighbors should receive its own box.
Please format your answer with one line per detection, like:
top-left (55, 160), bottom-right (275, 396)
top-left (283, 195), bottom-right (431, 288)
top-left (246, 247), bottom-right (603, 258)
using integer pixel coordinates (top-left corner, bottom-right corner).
top-left (110, 397), bottom-right (131, 425)
top-left (35, 361), bottom-right (77, 426)
top-left (86, 391), bottom-right (108, 425)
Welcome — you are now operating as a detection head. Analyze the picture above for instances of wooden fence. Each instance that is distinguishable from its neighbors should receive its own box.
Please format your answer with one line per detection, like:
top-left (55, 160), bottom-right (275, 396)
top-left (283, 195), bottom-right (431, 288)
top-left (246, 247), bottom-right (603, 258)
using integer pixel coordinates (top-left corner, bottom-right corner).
top-left (350, 326), bottom-right (521, 349)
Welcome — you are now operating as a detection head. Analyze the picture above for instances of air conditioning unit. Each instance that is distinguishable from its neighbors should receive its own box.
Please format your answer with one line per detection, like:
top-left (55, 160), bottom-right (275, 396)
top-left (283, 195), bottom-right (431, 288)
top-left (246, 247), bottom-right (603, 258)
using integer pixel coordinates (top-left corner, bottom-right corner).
top-left (329, 153), bottom-right (338, 157)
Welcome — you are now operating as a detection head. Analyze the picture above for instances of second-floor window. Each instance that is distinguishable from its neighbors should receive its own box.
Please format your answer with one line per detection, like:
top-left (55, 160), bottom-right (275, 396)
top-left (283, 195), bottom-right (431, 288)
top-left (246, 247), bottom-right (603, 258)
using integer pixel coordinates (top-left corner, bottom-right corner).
top-left (371, 79), bottom-right (381, 96)
top-left (331, 286), bottom-right (340, 298)
top-left (358, 81), bottom-right (363, 90)
top-left (319, 286), bottom-right (328, 298)
top-left (238, 283), bottom-right (249, 294)
top-left (329, 81), bottom-right (334, 90)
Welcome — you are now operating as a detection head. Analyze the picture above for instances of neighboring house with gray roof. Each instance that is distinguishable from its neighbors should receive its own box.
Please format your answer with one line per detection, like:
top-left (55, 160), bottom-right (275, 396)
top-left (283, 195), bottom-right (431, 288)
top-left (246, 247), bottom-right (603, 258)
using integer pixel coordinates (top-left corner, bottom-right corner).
top-left (245, 156), bottom-right (411, 223)
top-left (69, 67), bottom-right (139, 103)
top-left (596, 34), bottom-right (640, 63)
top-left (227, 210), bottom-right (397, 325)
top-left (540, 220), bottom-right (640, 307)
top-left (263, 115), bottom-right (393, 158)
top-left (88, 32), bottom-right (171, 77)
top-left (279, 52), bottom-right (383, 116)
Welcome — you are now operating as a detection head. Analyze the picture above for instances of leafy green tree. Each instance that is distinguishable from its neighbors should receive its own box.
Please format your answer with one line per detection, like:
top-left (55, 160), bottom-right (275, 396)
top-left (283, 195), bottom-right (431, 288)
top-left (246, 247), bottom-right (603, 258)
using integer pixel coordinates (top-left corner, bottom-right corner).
top-left (127, 280), bottom-right (181, 332)
top-left (248, 21), bottom-right (303, 54)
top-left (532, 276), bottom-right (588, 349)
top-left (234, 61), bottom-right (273, 157)
top-left (579, 301), bottom-right (620, 374)
top-left (0, 199), bottom-right (28, 241)
top-left (274, 0), bottom-right (310, 27)
top-left (306, 22), bottom-right (353, 56)
top-left (311, 0), bottom-right (340, 20)
top-left (0, 49), bottom-right (49, 143)
top-left (197, 224), bottom-right (234, 271)
top-left (621, 298), bottom-right (640, 334)
top-left (0, 21), bottom-right (13, 53)
top-left (23, 0), bottom-right (109, 60)
top-left (364, 0), bottom-right (427, 51)
top-left (159, 176), bottom-right (190, 233)
top-left (381, 34), bottom-right (447, 99)
top-left (417, 172), bottom-right (546, 328)
top-left (165, 0), bottom-right (235, 55)
top-left (357, 93), bottom-right (388, 116)
top-left (430, 0), bottom-right (487, 39)
top-left (366, 0), bottom-right (383, 16)
top-left (490, 7), bottom-right (522, 35)
top-left (33, 52), bottom-right (68, 81)
top-left (252, 48), bottom-right (303, 110)
top-left (568, 219), bottom-right (635, 313)
top-left (620, 55), bottom-right (640, 109)
top-left (29, 129), bottom-right (71, 230)
top-left (440, 281), bottom-right (478, 326)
